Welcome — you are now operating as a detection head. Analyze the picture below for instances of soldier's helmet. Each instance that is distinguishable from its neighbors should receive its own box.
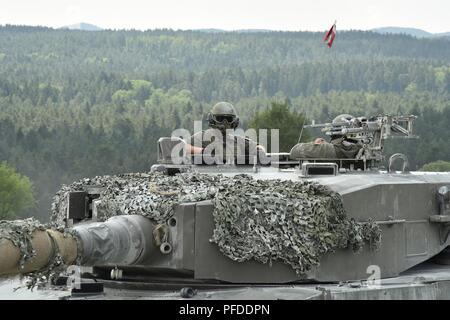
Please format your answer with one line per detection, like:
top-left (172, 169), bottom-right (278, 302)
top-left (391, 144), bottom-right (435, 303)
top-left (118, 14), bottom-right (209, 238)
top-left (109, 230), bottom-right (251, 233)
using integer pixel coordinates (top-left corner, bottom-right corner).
top-left (332, 114), bottom-right (355, 126)
top-left (207, 102), bottom-right (240, 130)
top-left (331, 114), bottom-right (358, 139)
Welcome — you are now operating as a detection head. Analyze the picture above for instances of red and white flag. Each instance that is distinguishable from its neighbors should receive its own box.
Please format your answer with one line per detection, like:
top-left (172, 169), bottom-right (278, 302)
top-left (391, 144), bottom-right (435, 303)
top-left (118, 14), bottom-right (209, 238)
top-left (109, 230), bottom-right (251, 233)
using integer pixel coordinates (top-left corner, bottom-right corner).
top-left (324, 22), bottom-right (337, 48)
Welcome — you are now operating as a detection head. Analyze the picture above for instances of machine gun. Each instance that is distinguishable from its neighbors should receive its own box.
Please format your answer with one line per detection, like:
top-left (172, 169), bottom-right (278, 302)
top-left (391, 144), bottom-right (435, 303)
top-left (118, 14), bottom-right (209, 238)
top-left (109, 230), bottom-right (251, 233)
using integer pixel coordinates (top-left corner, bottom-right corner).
top-left (303, 114), bottom-right (418, 171)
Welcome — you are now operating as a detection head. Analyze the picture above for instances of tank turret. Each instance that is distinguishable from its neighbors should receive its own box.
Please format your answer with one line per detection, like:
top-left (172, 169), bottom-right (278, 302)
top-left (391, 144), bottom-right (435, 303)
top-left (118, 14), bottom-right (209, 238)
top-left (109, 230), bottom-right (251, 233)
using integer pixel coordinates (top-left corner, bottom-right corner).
top-left (2, 114), bottom-right (450, 300)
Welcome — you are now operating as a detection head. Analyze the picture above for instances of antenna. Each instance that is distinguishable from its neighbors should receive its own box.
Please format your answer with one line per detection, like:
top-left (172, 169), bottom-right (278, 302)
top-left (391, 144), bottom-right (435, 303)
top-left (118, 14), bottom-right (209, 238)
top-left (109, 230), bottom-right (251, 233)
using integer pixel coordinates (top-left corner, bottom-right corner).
top-left (297, 112), bottom-right (307, 144)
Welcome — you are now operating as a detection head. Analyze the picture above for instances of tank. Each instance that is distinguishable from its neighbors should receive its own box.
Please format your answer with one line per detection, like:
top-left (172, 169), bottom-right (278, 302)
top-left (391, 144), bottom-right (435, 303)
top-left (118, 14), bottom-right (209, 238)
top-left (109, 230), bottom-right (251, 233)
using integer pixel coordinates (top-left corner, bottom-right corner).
top-left (1, 114), bottom-right (450, 300)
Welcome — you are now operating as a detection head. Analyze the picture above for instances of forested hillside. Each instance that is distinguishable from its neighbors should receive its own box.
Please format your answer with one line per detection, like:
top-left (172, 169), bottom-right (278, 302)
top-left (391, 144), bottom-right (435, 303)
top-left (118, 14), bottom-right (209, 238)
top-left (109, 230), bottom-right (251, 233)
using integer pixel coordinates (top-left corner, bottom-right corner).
top-left (0, 25), bottom-right (449, 220)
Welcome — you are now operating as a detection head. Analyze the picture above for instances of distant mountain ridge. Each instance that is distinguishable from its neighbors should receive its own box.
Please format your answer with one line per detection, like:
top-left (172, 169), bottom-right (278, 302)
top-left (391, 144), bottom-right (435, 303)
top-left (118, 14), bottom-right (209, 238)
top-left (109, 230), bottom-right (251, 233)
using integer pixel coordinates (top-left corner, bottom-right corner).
top-left (19, 22), bottom-right (450, 37)
top-left (434, 32), bottom-right (450, 38)
top-left (195, 26), bottom-right (450, 38)
top-left (372, 27), bottom-right (450, 38)
top-left (193, 28), bottom-right (273, 33)
top-left (60, 23), bottom-right (102, 31)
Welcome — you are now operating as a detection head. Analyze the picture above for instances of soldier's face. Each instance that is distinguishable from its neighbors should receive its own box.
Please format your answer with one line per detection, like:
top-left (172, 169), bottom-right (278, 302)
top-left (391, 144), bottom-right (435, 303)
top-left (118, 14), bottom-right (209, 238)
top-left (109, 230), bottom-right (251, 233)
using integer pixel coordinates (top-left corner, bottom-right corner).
top-left (314, 138), bottom-right (326, 145)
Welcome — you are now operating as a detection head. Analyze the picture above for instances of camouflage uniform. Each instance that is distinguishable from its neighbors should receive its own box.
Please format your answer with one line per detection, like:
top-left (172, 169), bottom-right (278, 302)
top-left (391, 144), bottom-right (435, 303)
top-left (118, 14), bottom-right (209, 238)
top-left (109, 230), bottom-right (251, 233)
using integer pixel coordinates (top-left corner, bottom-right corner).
top-left (290, 114), bottom-right (362, 160)
top-left (190, 129), bottom-right (258, 159)
top-left (290, 141), bottom-right (337, 159)
top-left (289, 138), bottom-right (361, 160)
top-left (331, 137), bottom-right (362, 159)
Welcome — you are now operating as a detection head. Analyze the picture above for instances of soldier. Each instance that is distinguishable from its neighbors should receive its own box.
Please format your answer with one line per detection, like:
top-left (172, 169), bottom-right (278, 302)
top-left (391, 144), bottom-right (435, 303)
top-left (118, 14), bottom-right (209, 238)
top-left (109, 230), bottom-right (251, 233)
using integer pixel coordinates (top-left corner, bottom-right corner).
top-left (186, 102), bottom-right (264, 163)
top-left (289, 136), bottom-right (337, 159)
top-left (290, 114), bottom-right (362, 160)
top-left (329, 114), bottom-right (362, 158)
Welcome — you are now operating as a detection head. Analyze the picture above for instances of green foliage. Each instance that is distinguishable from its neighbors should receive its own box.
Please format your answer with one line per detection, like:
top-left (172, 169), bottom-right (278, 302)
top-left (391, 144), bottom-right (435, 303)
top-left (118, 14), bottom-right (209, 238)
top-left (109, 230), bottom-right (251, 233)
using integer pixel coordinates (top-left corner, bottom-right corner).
top-left (420, 160), bottom-right (450, 172)
top-left (0, 162), bottom-right (35, 220)
top-left (249, 101), bottom-right (310, 152)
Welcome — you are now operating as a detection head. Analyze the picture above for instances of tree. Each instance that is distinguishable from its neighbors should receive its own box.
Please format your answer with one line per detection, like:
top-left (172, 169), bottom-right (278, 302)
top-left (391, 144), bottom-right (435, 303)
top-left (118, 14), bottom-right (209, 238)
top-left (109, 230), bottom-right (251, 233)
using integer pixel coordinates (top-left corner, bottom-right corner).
top-left (420, 160), bottom-right (450, 172)
top-left (0, 162), bottom-right (35, 220)
top-left (249, 101), bottom-right (310, 152)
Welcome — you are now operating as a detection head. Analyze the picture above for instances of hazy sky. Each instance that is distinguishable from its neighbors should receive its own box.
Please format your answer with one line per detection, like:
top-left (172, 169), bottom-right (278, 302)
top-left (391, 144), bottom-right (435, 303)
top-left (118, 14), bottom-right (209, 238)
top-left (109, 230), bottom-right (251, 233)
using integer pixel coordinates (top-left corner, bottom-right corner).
top-left (1, 0), bottom-right (449, 33)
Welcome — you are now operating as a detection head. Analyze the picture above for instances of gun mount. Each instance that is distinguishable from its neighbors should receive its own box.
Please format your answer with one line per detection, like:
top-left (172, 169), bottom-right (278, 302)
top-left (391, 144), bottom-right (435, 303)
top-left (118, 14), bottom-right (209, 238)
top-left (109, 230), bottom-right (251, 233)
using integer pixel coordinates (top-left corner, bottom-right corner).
top-left (300, 114), bottom-right (418, 171)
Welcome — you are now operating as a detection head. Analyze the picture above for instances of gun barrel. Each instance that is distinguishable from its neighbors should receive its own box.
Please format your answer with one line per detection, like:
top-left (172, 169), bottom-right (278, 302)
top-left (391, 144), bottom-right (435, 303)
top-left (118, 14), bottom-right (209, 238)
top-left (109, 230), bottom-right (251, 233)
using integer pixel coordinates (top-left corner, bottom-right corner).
top-left (73, 215), bottom-right (157, 266)
top-left (0, 215), bottom-right (159, 277)
top-left (0, 229), bottom-right (78, 276)
top-left (304, 123), bottom-right (332, 129)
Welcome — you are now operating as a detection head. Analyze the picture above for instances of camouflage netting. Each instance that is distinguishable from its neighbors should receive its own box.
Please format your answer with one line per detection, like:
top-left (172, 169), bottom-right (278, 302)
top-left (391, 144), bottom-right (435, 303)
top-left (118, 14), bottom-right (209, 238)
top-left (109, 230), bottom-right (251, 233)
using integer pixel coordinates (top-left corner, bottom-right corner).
top-left (0, 218), bottom-right (46, 270)
top-left (51, 172), bottom-right (381, 275)
top-left (211, 176), bottom-right (381, 274)
top-left (0, 218), bottom-right (67, 289)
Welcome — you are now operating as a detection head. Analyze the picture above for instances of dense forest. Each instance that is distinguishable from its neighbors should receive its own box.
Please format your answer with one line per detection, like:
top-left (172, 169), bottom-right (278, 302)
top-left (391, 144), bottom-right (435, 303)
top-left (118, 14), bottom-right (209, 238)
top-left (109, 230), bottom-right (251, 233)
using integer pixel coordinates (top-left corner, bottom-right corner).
top-left (0, 25), bottom-right (449, 220)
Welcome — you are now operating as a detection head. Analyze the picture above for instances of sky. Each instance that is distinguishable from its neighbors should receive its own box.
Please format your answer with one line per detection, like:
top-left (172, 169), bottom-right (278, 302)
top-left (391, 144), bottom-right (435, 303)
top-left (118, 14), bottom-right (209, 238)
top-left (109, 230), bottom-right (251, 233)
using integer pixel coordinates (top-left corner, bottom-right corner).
top-left (0, 0), bottom-right (449, 33)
